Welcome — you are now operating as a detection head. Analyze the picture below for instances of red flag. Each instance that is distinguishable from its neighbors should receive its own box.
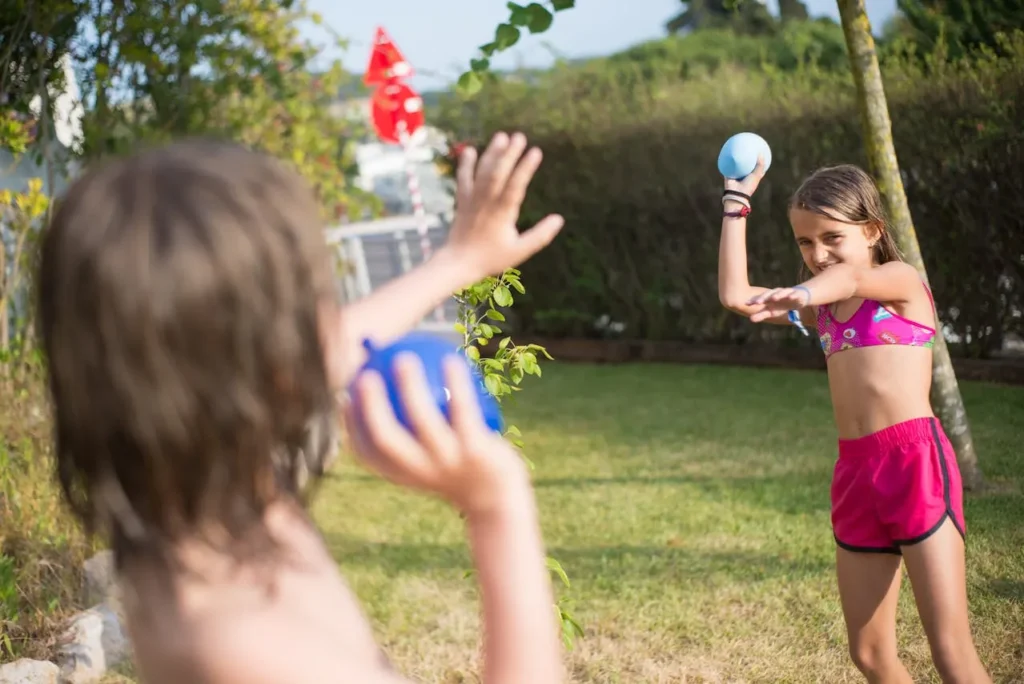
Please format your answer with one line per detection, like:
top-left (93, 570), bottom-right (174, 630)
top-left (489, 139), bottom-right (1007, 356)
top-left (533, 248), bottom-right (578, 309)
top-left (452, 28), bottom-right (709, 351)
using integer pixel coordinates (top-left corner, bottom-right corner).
top-left (363, 27), bottom-right (412, 86)
top-left (370, 82), bottom-right (424, 144)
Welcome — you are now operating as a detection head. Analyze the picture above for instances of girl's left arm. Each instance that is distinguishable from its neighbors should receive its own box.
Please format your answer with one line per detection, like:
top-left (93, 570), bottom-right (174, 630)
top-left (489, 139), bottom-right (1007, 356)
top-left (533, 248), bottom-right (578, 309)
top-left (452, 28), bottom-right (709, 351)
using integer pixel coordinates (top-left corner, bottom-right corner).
top-left (797, 261), bottom-right (922, 307)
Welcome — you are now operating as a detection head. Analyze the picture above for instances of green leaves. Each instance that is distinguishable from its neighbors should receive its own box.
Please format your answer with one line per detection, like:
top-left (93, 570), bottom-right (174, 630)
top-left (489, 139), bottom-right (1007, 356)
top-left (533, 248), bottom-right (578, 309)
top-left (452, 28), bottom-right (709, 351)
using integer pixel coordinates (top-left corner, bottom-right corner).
top-left (452, 269), bottom-right (547, 401)
top-left (525, 3), bottom-right (554, 34)
top-left (559, 605), bottom-right (585, 649)
top-left (450, 263), bottom-right (578, 649)
top-left (495, 23), bottom-right (521, 50)
top-left (483, 373), bottom-right (504, 397)
top-left (507, 2), bottom-right (531, 26)
top-left (457, 70), bottom-right (483, 96)
top-left (504, 2), bottom-right (554, 34)
top-left (457, 0), bottom-right (576, 96)
top-left (546, 557), bottom-right (571, 587)
top-left (499, 4), bottom-right (553, 42)
top-left (493, 284), bottom-right (514, 307)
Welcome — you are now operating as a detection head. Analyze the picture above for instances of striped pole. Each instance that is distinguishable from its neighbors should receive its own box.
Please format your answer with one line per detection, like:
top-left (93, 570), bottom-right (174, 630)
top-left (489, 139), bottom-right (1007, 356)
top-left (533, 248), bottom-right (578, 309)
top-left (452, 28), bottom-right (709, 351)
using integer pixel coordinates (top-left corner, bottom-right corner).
top-left (397, 121), bottom-right (445, 322)
top-left (397, 121), bottom-right (434, 263)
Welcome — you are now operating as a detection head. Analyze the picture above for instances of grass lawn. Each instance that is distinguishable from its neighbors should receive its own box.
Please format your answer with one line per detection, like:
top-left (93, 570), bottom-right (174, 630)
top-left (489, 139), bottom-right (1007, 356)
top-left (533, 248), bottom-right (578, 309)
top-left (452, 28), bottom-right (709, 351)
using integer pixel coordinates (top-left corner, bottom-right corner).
top-left (101, 362), bottom-right (1024, 683)
top-left (312, 362), bottom-right (1024, 684)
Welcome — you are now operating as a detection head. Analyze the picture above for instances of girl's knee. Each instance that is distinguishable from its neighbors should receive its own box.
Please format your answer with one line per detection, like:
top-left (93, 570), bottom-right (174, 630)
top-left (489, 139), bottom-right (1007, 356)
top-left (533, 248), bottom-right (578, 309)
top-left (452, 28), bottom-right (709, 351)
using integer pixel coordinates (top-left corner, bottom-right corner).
top-left (849, 638), bottom-right (899, 677)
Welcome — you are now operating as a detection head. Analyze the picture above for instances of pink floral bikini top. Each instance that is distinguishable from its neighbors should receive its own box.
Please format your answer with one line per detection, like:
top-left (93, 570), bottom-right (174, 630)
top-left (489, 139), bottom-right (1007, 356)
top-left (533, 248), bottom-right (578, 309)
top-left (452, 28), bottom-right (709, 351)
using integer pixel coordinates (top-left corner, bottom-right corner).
top-left (816, 282), bottom-right (937, 359)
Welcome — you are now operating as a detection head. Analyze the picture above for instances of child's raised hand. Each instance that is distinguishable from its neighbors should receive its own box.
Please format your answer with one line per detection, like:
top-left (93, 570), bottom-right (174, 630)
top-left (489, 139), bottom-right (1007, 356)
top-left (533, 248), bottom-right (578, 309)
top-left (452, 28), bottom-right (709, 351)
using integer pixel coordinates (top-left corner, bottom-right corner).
top-left (724, 155), bottom-right (768, 197)
top-left (342, 353), bottom-right (529, 518)
top-left (446, 132), bottom-right (565, 279)
top-left (746, 286), bottom-right (811, 322)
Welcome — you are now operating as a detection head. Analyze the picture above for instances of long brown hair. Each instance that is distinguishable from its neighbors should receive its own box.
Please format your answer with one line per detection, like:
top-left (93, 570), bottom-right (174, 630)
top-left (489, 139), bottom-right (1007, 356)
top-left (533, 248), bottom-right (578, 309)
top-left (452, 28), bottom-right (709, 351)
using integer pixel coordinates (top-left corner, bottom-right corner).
top-left (789, 164), bottom-right (902, 278)
top-left (38, 139), bottom-right (336, 566)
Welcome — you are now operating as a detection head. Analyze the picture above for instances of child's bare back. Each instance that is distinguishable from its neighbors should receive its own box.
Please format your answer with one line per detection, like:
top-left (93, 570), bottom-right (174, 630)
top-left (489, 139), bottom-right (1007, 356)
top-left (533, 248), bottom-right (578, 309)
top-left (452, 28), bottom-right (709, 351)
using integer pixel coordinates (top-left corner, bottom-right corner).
top-left (121, 502), bottom-right (390, 683)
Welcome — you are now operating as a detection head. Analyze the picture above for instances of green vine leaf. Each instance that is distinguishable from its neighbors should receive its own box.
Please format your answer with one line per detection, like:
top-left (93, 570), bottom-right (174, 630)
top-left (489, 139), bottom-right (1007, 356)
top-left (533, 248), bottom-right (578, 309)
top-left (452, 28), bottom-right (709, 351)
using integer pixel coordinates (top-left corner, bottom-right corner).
top-left (525, 3), bottom-right (554, 34)
top-left (495, 23), bottom-right (521, 50)
top-left (493, 284), bottom-right (514, 307)
top-left (507, 2), bottom-right (530, 26)
top-left (457, 70), bottom-right (483, 96)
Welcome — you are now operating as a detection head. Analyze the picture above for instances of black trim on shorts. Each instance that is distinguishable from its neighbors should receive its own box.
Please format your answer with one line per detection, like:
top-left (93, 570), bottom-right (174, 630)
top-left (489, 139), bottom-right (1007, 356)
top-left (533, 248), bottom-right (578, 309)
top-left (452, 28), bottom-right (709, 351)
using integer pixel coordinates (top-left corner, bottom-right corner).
top-left (834, 535), bottom-right (902, 556)
top-left (893, 511), bottom-right (949, 547)
top-left (894, 418), bottom-right (966, 548)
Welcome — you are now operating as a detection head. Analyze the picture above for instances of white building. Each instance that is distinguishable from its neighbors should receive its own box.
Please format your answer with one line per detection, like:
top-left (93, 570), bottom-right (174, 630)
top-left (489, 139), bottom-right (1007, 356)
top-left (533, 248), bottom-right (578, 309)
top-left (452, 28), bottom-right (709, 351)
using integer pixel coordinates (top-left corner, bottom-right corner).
top-left (334, 95), bottom-right (455, 218)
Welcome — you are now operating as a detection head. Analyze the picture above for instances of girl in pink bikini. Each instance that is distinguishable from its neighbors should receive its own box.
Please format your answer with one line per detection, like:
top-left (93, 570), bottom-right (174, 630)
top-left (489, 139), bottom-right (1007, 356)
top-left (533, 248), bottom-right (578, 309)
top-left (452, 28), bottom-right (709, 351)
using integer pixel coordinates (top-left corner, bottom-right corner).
top-left (717, 162), bottom-right (991, 683)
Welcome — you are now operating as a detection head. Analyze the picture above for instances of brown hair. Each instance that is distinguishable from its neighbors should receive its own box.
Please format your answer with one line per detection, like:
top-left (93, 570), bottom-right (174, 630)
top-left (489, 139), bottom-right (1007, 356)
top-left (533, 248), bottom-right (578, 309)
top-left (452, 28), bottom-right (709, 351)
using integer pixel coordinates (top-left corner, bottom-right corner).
top-left (38, 139), bottom-right (337, 565)
top-left (789, 164), bottom-right (903, 276)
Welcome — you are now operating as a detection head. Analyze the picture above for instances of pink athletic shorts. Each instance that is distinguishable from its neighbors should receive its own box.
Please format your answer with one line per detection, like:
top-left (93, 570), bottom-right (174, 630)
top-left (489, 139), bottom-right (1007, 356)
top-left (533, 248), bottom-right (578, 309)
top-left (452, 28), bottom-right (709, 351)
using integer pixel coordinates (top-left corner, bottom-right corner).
top-left (832, 417), bottom-right (965, 554)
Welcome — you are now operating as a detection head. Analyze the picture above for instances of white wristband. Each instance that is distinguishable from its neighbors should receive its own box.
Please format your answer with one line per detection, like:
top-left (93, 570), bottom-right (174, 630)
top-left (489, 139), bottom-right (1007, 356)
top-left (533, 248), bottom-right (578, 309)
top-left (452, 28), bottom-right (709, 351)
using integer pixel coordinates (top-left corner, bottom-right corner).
top-left (722, 195), bottom-right (750, 209)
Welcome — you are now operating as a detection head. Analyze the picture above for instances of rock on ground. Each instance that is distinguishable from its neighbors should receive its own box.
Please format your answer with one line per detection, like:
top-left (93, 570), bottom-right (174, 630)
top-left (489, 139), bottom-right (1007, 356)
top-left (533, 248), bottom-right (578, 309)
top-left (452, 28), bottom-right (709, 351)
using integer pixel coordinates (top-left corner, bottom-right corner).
top-left (0, 659), bottom-right (60, 684)
top-left (56, 603), bottom-right (130, 684)
top-left (82, 552), bottom-right (116, 607)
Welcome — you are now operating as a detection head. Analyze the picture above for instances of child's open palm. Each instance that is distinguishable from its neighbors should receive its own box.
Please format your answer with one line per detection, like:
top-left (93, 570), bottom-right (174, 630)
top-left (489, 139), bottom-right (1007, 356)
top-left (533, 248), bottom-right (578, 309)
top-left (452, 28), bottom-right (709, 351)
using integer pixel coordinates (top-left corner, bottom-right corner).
top-left (446, 132), bottom-right (565, 278)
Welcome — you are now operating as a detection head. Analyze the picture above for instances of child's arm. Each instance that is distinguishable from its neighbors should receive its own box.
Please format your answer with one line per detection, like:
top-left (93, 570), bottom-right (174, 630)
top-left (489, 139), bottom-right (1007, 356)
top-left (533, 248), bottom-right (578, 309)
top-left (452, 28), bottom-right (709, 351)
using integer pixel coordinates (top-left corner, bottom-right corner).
top-left (467, 470), bottom-right (557, 684)
top-left (745, 261), bottom-right (922, 323)
top-left (344, 356), bottom-right (563, 683)
top-left (798, 261), bottom-right (921, 306)
top-left (717, 163), bottom-right (813, 328)
top-left (232, 358), bottom-right (563, 684)
top-left (333, 133), bottom-right (564, 385)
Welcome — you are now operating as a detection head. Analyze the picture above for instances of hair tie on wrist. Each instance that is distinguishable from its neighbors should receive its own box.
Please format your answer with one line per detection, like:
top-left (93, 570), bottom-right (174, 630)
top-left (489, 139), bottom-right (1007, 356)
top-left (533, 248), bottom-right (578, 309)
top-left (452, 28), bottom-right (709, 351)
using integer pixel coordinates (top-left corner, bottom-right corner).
top-left (792, 284), bottom-right (811, 305)
top-left (723, 189), bottom-right (751, 201)
top-left (722, 194), bottom-right (750, 209)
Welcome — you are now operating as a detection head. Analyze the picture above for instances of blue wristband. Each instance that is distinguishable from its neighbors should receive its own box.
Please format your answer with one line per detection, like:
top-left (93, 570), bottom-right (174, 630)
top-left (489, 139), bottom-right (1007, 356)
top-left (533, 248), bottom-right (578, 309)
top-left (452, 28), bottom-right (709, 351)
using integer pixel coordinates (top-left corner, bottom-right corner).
top-left (792, 285), bottom-right (812, 306)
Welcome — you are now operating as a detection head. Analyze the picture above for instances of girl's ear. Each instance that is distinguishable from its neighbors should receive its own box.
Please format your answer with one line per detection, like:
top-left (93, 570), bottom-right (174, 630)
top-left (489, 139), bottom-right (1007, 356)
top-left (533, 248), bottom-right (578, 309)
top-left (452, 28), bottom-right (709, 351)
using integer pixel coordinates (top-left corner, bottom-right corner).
top-left (864, 220), bottom-right (884, 247)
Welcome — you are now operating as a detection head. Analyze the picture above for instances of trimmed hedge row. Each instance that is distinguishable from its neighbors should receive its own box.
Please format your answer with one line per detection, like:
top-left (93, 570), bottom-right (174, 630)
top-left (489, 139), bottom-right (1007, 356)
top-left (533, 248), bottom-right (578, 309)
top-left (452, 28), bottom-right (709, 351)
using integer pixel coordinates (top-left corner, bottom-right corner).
top-left (437, 34), bottom-right (1024, 358)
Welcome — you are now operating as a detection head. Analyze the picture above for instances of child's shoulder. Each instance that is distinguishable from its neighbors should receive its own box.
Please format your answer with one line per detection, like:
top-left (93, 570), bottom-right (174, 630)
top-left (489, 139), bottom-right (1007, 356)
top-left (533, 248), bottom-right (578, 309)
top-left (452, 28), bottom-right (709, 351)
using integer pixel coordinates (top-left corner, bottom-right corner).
top-left (191, 609), bottom-right (347, 682)
top-left (127, 511), bottom-right (397, 683)
top-left (872, 261), bottom-right (920, 279)
top-left (180, 579), bottom-right (394, 684)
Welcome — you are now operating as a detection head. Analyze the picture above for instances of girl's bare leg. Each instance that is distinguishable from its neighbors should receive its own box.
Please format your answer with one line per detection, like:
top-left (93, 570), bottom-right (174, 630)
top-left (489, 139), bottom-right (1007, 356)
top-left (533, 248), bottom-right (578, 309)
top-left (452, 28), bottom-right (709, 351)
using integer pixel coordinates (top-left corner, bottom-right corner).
top-left (901, 518), bottom-right (991, 684)
top-left (836, 548), bottom-right (913, 683)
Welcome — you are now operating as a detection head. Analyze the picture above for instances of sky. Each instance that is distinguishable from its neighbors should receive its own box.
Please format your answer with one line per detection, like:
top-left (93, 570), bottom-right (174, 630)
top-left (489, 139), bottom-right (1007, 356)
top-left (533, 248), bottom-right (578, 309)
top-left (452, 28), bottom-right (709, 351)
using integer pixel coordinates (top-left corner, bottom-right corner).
top-left (302, 0), bottom-right (899, 91)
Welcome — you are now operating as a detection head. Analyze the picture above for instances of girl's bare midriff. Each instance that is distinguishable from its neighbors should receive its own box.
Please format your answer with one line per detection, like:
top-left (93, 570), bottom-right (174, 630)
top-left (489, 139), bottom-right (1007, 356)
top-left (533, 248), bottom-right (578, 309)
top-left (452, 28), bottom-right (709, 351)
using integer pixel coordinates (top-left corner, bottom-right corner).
top-left (826, 344), bottom-right (934, 439)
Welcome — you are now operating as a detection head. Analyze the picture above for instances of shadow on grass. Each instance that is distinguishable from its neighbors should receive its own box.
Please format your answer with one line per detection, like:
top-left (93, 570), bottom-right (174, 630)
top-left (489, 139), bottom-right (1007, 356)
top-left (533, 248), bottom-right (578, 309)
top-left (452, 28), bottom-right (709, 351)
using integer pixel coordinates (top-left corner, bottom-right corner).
top-left (533, 471), bottom-right (833, 517)
top-left (325, 534), bottom-right (832, 585)
top-left (985, 578), bottom-right (1024, 602)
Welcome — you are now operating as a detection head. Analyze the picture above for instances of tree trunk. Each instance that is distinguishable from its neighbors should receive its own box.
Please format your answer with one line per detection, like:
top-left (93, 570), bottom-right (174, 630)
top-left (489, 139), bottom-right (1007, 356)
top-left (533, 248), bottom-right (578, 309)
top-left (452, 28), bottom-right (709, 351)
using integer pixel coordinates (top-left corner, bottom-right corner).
top-left (836, 0), bottom-right (983, 490)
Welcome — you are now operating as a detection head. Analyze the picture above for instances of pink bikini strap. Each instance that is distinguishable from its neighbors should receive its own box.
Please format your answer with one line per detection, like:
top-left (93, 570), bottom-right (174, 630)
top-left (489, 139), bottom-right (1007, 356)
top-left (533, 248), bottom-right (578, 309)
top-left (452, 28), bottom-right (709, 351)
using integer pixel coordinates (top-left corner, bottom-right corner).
top-left (920, 278), bottom-right (941, 331)
top-left (922, 278), bottom-right (936, 314)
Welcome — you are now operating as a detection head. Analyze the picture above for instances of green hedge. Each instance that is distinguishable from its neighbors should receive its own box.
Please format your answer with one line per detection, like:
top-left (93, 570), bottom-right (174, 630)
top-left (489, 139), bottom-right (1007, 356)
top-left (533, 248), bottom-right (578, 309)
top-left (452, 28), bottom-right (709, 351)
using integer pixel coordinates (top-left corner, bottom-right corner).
top-left (436, 33), bottom-right (1024, 358)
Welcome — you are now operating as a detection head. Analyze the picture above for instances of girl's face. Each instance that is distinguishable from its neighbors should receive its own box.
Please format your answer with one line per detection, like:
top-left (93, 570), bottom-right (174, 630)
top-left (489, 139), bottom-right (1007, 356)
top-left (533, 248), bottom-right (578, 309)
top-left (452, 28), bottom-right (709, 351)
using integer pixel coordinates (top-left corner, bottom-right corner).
top-left (789, 208), bottom-right (878, 276)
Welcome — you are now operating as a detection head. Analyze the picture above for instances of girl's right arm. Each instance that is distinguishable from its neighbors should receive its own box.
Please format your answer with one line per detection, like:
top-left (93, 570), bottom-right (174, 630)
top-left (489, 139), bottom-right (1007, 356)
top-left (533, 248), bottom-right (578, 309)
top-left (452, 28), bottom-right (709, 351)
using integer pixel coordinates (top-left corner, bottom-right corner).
top-left (716, 164), bottom-right (812, 328)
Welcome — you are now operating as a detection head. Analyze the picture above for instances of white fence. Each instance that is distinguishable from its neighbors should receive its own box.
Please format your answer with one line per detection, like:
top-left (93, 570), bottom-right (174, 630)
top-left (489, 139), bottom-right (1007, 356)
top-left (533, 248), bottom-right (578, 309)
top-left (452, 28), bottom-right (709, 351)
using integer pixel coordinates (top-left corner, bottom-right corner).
top-left (325, 213), bottom-right (460, 336)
